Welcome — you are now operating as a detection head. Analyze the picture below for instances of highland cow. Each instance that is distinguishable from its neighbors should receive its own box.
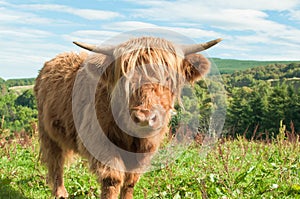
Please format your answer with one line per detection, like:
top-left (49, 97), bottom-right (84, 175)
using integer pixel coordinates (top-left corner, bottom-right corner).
top-left (34, 36), bottom-right (221, 198)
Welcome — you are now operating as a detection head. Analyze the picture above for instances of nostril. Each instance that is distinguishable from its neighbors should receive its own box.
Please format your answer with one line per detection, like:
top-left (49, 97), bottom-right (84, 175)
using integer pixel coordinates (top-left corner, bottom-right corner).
top-left (131, 111), bottom-right (146, 125)
top-left (149, 114), bottom-right (157, 127)
top-left (133, 115), bottom-right (141, 124)
top-left (150, 115), bottom-right (156, 122)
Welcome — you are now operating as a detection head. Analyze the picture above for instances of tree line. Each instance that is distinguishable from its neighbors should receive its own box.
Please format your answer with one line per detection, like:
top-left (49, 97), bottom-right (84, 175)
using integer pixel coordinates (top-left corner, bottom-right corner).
top-left (174, 62), bottom-right (300, 138)
top-left (224, 62), bottom-right (300, 138)
top-left (0, 78), bottom-right (35, 96)
top-left (0, 63), bottom-right (299, 139)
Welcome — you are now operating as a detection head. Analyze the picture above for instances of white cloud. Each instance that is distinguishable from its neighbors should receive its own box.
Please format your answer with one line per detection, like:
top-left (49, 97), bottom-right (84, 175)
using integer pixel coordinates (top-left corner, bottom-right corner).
top-left (126, 0), bottom-right (300, 60)
top-left (64, 30), bottom-right (120, 45)
top-left (0, 10), bottom-right (21, 21)
top-left (0, 40), bottom-right (68, 79)
top-left (19, 4), bottom-right (121, 20)
top-left (103, 21), bottom-right (158, 31)
top-left (199, 0), bottom-right (299, 11)
top-left (165, 27), bottom-right (222, 40)
top-left (289, 9), bottom-right (300, 22)
top-left (129, 0), bottom-right (299, 34)
top-left (0, 7), bottom-right (50, 24)
top-left (0, 0), bottom-right (8, 5)
top-left (128, 0), bottom-right (299, 11)
top-left (102, 21), bottom-right (222, 42)
top-left (210, 9), bottom-right (277, 31)
top-left (213, 32), bottom-right (300, 61)
top-left (75, 9), bottom-right (121, 20)
top-left (0, 6), bottom-right (76, 25)
top-left (0, 27), bottom-right (54, 40)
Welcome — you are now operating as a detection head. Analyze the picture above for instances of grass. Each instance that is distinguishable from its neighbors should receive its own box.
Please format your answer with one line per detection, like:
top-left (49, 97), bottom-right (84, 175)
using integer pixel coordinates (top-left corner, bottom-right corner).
top-left (210, 58), bottom-right (300, 74)
top-left (135, 137), bottom-right (300, 199)
top-left (0, 132), bottom-right (299, 198)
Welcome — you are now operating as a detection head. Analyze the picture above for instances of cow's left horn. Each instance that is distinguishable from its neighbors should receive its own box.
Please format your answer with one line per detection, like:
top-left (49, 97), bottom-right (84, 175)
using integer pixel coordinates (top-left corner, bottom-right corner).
top-left (182, 38), bottom-right (222, 55)
top-left (73, 41), bottom-right (115, 56)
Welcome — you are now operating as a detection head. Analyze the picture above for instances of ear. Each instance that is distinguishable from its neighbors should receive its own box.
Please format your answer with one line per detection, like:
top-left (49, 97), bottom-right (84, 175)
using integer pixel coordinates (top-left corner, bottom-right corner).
top-left (182, 54), bottom-right (210, 83)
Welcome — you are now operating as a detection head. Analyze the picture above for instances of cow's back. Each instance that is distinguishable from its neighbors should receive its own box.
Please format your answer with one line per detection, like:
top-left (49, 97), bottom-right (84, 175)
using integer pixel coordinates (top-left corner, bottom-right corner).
top-left (34, 52), bottom-right (88, 150)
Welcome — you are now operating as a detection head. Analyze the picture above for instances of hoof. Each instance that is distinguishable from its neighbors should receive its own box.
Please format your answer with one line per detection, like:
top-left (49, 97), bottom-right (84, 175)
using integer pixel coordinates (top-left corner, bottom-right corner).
top-left (54, 186), bottom-right (69, 198)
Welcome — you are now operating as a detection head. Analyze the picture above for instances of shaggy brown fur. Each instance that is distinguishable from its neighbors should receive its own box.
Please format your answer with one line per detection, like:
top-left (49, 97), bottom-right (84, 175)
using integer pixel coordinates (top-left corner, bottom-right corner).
top-left (34, 37), bottom-right (210, 199)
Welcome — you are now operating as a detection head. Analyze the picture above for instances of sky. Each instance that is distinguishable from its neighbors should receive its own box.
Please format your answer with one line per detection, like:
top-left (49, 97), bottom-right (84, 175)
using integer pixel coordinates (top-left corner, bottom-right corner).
top-left (0, 0), bottom-right (300, 79)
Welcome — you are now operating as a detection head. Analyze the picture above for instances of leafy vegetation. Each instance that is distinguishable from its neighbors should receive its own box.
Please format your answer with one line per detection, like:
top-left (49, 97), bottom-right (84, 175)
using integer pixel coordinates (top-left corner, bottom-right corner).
top-left (223, 62), bottom-right (300, 138)
top-left (5, 78), bottom-right (35, 88)
top-left (225, 81), bottom-right (300, 138)
top-left (0, 78), bottom-right (35, 96)
top-left (223, 62), bottom-right (300, 88)
top-left (0, 89), bottom-right (37, 134)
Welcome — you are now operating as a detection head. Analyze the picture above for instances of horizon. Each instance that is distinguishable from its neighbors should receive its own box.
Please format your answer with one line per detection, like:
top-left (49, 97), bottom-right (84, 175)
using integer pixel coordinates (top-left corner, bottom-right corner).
top-left (1, 57), bottom-right (300, 80)
top-left (1, 0), bottom-right (300, 79)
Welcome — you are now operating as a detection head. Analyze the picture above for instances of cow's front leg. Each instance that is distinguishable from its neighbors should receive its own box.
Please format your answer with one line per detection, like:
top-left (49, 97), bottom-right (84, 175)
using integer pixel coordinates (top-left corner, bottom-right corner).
top-left (90, 157), bottom-right (125, 199)
top-left (101, 176), bottom-right (123, 199)
top-left (120, 173), bottom-right (140, 199)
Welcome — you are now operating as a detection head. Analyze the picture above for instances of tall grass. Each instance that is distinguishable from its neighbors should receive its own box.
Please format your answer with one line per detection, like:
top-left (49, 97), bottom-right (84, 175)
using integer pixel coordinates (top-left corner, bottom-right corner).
top-left (0, 129), bottom-right (299, 198)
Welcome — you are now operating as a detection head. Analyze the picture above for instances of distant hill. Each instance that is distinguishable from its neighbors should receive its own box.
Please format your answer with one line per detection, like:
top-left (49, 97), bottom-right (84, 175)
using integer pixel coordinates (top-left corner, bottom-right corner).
top-left (1, 58), bottom-right (300, 87)
top-left (210, 58), bottom-right (300, 74)
top-left (5, 78), bottom-right (35, 87)
top-left (222, 62), bottom-right (300, 90)
top-left (0, 78), bottom-right (35, 95)
top-left (229, 62), bottom-right (300, 80)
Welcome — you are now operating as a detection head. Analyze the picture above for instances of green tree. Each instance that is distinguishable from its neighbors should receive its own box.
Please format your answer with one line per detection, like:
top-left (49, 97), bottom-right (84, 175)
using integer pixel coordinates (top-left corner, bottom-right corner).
top-left (247, 81), bottom-right (270, 135)
top-left (0, 93), bottom-right (17, 129)
top-left (0, 84), bottom-right (7, 96)
top-left (226, 81), bottom-right (271, 138)
top-left (15, 89), bottom-right (36, 109)
top-left (0, 89), bottom-right (37, 133)
top-left (226, 86), bottom-right (253, 137)
top-left (285, 84), bottom-right (300, 132)
top-left (266, 82), bottom-right (288, 135)
top-left (5, 78), bottom-right (35, 87)
top-left (15, 105), bottom-right (37, 134)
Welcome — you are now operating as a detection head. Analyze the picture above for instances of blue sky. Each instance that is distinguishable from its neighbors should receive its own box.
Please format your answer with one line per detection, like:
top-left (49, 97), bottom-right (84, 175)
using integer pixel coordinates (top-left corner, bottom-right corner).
top-left (1, 0), bottom-right (300, 79)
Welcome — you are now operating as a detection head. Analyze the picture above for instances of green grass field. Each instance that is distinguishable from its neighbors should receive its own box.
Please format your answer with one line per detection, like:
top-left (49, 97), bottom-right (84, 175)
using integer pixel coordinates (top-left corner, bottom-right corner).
top-left (0, 131), bottom-right (299, 199)
top-left (210, 58), bottom-right (300, 74)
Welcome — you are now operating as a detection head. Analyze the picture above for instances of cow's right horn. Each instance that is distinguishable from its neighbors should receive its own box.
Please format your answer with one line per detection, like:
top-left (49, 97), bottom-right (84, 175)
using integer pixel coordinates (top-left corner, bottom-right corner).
top-left (73, 41), bottom-right (115, 56)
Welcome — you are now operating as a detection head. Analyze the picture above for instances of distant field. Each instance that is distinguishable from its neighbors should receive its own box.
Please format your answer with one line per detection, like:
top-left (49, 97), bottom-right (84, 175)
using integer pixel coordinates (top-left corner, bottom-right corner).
top-left (9, 85), bottom-right (34, 91)
top-left (210, 58), bottom-right (300, 74)
top-left (8, 85), bottom-right (34, 95)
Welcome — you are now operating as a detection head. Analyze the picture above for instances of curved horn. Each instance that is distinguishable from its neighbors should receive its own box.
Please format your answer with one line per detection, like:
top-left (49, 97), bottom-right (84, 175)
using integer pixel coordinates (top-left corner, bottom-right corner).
top-left (182, 38), bottom-right (222, 55)
top-left (73, 41), bottom-right (115, 56)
